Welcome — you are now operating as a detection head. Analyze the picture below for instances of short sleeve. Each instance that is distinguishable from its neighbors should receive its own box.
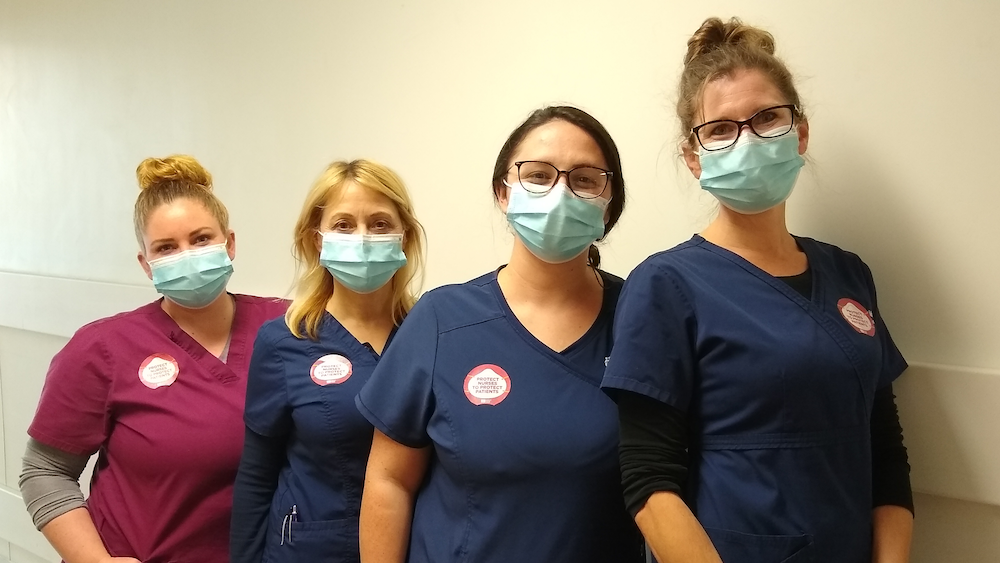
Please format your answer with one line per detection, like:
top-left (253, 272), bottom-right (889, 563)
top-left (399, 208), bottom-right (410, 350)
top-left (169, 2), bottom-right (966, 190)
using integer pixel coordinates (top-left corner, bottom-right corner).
top-left (243, 328), bottom-right (292, 437)
top-left (602, 262), bottom-right (697, 412)
top-left (356, 297), bottom-right (438, 448)
top-left (28, 329), bottom-right (114, 456)
top-left (861, 262), bottom-right (908, 388)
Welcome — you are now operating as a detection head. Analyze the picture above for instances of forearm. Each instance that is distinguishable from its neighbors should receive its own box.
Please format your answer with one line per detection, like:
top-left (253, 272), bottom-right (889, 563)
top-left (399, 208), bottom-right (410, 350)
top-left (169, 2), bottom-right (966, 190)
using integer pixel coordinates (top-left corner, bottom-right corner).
top-left (359, 478), bottom-right (417, 563)
top-left (635, 492), bottom-right (722, 563)
top-left (40, 507), bottom-right (117, 563)
top-left (230, 428), bottom-right (285, 563)
top-left (872, 505), bottom-right (913, 563)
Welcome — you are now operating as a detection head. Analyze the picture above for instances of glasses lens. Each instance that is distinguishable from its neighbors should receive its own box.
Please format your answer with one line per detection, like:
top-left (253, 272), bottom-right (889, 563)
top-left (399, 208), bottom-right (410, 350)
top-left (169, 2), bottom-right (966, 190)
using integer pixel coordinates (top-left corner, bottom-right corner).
top-left (517, 162), bottom-right (558, 192)
top-left (568, 168), bottom-right (608, 198)
top-left (752, 106), bottom-right (794, 138)
top-left (697, 121), bottom-right (740, 150)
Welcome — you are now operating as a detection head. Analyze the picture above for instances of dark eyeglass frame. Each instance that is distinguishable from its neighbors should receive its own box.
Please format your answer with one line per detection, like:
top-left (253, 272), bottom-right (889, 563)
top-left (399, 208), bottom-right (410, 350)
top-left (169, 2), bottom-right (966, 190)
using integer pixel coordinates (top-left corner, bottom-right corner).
top-left (691, 104), bottom-right (799, 151)
top-left (510, 160), bottom-right (613, 200)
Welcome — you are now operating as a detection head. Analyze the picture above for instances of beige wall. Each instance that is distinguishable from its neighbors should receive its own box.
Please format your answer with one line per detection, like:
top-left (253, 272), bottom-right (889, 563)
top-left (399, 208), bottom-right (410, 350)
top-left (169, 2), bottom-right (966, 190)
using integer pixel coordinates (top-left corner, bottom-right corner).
top-left (1, 1), bottom-right (998, 561)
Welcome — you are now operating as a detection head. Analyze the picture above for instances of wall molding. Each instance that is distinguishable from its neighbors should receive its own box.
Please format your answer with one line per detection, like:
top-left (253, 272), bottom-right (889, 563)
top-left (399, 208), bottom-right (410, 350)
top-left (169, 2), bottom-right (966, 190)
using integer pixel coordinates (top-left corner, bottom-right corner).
top-left (0, 271), bottom-right (157, 338)
top-left (0, 487), bottom-right (57, 560)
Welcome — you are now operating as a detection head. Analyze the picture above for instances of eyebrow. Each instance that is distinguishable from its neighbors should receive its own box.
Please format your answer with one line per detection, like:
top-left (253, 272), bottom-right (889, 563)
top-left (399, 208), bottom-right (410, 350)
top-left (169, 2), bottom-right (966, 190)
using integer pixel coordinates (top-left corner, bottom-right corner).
top-left (704, 103), bottom-right (787, 123)
top-left (149, 227), bottom-right (214, 247)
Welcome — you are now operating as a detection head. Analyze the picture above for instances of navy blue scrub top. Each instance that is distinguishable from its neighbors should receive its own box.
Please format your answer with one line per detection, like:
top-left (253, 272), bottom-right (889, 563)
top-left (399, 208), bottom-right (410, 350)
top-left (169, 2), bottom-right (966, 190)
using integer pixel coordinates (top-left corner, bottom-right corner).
top-left (357, 270), bottom-right (643, 563)
top-left (602, 235), bottom-right (908, 563)
top-left (243, 314), bottom-right (388, 562)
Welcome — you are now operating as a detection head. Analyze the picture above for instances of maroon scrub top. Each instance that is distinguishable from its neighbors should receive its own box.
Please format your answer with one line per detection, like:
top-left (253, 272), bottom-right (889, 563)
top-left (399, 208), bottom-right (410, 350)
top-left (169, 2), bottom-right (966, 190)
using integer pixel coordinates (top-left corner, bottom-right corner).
top-left (28, 294), bottom-right (288, 563)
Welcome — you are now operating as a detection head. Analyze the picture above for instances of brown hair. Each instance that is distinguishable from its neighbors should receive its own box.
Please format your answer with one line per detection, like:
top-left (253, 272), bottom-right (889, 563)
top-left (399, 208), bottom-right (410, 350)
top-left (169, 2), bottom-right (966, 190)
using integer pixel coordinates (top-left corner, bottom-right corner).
top-left (285, 159), bottom-right (425, 340)
top-left (491, 106), bottom-right (626, 269)
top-left (133, 155), bottom-right (230, 249)
top-left (677, 17), bottom-right (804, 148)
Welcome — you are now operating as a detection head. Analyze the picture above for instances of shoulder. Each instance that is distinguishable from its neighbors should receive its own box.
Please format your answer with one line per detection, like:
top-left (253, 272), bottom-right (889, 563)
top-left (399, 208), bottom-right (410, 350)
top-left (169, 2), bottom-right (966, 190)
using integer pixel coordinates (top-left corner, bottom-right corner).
top-left (409, 272), bottom-right (504, 333)
top-left (795, 236), bottom-right (871, 278)
top-left (68, 301), bottom-right (163, 342)
top-left (53, 301), bottom-right (162, 366)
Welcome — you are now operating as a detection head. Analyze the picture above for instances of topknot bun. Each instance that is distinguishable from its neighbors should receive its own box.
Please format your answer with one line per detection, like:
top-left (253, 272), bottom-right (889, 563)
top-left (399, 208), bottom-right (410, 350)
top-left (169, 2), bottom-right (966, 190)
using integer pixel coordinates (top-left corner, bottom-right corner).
top-left (136, 154), bottom-right (213, 192)
top-left (684, 17), bottom-right (776, 66)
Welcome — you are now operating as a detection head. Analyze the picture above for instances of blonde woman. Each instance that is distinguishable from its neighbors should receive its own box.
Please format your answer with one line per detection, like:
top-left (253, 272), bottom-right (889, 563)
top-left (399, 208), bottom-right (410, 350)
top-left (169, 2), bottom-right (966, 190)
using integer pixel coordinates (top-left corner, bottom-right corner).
top-left (19, 155), bottom-right (288, 563)
top-left (230, 159), bottom-right (424, 563)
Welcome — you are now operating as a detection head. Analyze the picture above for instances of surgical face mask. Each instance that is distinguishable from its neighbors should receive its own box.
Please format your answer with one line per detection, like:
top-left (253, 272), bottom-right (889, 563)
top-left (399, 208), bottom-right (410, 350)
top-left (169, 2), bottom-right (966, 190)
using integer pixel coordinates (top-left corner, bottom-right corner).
top-left (504, 181), bottom-right (608, 264)
top-left (697, 130), bottom-right (805, 214)
top-left (319, 232), bottom-right (407, 294)
top-left (147, 243), bottom-right (234, 309)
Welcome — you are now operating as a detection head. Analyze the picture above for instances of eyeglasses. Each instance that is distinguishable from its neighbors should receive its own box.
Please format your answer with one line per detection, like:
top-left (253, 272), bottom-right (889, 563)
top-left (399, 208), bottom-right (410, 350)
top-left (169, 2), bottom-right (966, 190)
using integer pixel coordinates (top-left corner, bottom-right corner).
top-left (691, 104), bottom-right (798, 151)
top-left (508, 161), bottom-right (612, 199)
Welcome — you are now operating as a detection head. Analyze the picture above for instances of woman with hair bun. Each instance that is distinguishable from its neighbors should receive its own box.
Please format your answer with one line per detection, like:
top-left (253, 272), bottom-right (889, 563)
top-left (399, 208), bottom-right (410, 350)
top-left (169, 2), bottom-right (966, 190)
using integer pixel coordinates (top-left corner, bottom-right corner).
top-left (19, 155), bottom-right (287, 563)
top-left (603, 17), bottom-right (913, 563)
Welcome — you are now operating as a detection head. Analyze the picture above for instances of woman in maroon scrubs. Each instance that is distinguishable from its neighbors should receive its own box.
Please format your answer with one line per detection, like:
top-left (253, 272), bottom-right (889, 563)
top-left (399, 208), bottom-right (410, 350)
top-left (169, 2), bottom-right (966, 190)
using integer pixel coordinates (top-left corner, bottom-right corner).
top-left (19, 155), bottom-right (287, 563)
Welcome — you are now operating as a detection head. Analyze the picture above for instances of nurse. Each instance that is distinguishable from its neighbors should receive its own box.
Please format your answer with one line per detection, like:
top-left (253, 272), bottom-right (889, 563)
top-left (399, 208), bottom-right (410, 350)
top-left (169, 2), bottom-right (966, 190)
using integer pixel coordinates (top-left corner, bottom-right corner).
top-left (602, 17), bottom-right (914, 563)
top-left (229, 159), bottom-right (425, 562)
top-left (357, 106), bottom-right (643, 563)
top-left (19, 155), bottom-right (288, 563)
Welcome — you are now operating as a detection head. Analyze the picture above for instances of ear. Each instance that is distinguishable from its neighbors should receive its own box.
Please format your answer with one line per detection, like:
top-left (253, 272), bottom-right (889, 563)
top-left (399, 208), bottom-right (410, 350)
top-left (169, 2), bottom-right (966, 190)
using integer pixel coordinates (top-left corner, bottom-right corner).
top-left (313, 229), bottom-right (324, 254)
top-left (226, 230), bottom-right (237, 261)
top-left (796, 120), bottom-right (810, 155)
top-left (137, 251), bottom-right (153, 281)
top-left (495, 182), bottom-right (511, 214)
top-left (682, 142), bottom-right (702, 179)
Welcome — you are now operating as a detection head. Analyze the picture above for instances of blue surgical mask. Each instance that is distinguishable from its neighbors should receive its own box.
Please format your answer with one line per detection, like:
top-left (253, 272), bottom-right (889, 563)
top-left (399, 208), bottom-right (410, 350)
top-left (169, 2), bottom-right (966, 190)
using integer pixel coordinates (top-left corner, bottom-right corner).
top-left (147, 243), bottom-right (234, 309)
top-left (320, 232), bottom-right (407, 294)
top-left (504, 181), bottom-right (608, 264)
top-left (698, 131), bottom-right (804, 214)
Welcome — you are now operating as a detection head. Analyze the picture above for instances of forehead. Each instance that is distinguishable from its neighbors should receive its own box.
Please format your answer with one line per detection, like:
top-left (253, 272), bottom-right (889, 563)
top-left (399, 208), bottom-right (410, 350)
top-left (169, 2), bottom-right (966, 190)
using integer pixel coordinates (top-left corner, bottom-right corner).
top-left (700, 68), bottom-right (788, 121)
top-left (322, 181), bottom-right (400, 217)
top-left (144, 198), bottom-right (219, 234)
top-left (512, 119), bottom-right (607, 168)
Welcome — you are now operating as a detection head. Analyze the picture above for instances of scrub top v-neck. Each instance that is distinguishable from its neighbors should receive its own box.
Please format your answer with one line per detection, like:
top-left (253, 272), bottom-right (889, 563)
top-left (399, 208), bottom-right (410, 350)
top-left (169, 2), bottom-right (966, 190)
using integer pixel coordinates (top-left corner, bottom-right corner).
top-left (602, 235), bottom-right (907, 563)
top-left (357, 270), bottom-right (643, 563)
top-left (241, 312), bottom-right (392, 562)
top-left (28, 295), bottom-right (288, 563)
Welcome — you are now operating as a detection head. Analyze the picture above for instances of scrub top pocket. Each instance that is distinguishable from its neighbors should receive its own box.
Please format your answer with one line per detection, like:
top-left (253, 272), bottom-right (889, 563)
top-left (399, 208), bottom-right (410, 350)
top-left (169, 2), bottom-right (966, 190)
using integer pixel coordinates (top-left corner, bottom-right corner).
top-left (704, 527), bottom-right (814, 563)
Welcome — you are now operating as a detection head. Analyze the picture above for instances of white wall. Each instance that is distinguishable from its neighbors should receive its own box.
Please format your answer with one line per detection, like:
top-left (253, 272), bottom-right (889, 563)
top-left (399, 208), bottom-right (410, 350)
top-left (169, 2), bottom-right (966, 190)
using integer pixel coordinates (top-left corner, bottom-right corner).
top-left (1, 1), bottom-right (998, 561)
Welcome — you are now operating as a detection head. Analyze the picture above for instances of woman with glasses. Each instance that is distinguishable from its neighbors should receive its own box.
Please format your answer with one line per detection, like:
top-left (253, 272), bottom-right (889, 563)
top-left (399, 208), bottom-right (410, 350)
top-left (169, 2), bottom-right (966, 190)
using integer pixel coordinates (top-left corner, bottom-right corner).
top-left (356, 106), bottom-right (643, 563)
top-left (602, 17), bottom-right (913, 563)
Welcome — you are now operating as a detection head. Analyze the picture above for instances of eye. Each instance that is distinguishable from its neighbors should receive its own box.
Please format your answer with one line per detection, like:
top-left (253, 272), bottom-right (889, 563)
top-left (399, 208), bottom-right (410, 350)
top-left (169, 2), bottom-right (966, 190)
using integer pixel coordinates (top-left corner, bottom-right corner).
top-left (332, 220), bottom-right (353, 232)
top-left (705, 122), bottom-right (737, 140)
top-left (372, 219), bottom-right (392, 231)
top-left (756, 110), bottom-right (778, 124)
top-left (195, 234), bottom-right (212, 244)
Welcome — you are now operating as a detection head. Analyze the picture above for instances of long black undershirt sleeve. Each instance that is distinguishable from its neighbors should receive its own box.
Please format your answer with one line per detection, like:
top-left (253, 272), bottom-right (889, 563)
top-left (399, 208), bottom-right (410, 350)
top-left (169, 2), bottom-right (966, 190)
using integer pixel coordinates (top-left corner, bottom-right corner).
top-left (871, 384), bottom-right (914, 514)
top-left (616, 391), bottom-right (689, 518)
top-left (230, 427), bottom-right (287, 563)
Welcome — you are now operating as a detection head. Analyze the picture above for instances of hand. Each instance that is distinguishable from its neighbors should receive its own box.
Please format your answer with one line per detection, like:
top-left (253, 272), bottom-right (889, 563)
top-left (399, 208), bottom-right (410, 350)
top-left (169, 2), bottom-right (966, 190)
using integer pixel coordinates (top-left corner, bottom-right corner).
top-left (104, 558), bottom-right (142, 563)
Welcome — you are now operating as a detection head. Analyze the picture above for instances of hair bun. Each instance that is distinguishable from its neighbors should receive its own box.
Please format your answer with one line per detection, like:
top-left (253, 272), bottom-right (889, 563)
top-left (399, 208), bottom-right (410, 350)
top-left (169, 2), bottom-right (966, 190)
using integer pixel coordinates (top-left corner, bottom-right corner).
top-left (136, 154), bottom-right (213, 191)
top-left (684, 17), bottom-right (776, 65)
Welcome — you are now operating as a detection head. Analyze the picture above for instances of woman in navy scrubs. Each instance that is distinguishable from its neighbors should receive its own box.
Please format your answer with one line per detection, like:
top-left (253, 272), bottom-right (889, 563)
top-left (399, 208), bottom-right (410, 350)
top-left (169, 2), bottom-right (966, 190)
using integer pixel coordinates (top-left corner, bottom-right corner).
top-left (357, 106), bottom-right (643, 563)
top-left (602, 17), bottom-right (914, 563)
top-left (229, 159), bottom-right (425, 562)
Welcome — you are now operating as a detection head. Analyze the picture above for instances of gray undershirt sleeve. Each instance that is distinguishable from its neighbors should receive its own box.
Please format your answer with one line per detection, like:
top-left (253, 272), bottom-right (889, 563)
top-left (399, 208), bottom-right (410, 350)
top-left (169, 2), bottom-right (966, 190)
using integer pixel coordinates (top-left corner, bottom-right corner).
top-left (19, 438), bottom-right (91, 530)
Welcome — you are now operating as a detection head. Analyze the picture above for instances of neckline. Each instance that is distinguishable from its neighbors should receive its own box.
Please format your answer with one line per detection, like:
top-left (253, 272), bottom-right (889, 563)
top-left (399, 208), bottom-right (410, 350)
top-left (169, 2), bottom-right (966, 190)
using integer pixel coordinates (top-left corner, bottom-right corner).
top-left (489, 269), bottom-right (612, 359)
top-left (320, 311), bottom-right (390, 362)
top-left (148, 293), bottom-right (245, 382)
top-left (692, 234), bottom-right (820, 307)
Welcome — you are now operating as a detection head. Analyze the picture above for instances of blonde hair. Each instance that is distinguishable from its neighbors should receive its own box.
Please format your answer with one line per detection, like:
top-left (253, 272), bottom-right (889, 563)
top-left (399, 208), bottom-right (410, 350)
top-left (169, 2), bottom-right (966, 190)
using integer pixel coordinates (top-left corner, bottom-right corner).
top-left (133, 155), bottom-right (230, 249)
top-left (677, 17), bottom-right (805, 148)
top-left (285, 159), bottom-right (425, 340)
